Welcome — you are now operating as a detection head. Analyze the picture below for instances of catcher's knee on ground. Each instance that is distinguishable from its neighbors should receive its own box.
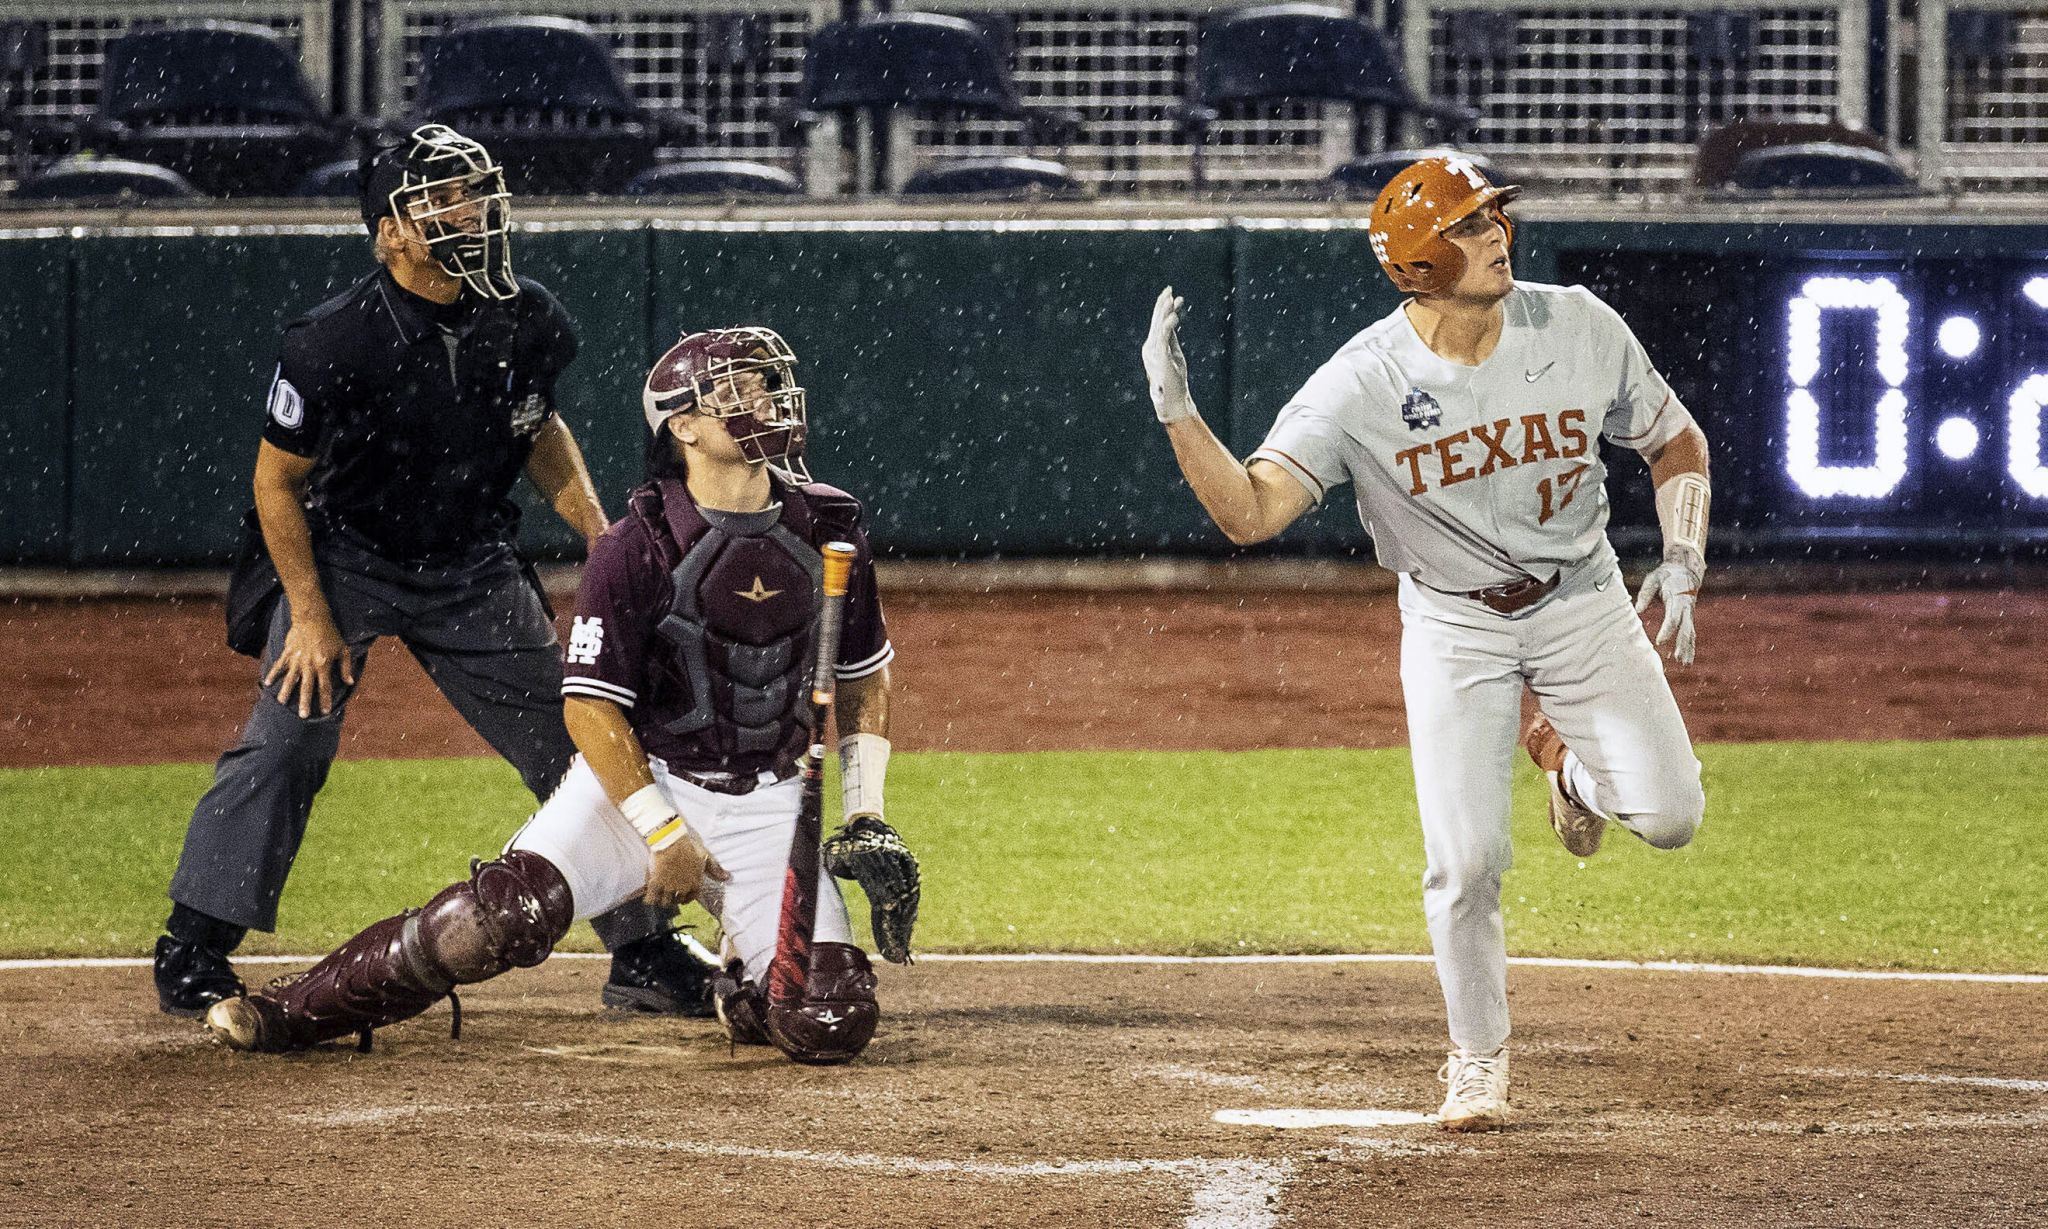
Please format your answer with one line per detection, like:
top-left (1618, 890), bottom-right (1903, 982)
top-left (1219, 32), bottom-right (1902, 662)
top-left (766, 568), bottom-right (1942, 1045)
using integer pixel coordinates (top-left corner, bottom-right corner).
top-left (229, 850), bottom-right (574, 1050)
top-left (714, 942), bottom-right (878, 1065)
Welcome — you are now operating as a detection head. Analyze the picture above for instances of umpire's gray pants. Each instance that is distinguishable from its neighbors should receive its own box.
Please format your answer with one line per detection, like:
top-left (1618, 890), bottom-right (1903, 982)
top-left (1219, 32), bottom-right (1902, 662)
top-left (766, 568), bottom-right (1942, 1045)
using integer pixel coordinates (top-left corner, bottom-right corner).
top-left (168, 536), bottom-right (672, 949)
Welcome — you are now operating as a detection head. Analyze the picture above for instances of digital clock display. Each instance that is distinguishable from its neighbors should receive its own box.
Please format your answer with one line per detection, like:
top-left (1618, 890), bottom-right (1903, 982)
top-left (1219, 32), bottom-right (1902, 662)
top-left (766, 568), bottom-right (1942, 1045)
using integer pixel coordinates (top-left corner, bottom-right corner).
top-left (1558, 251), bottom-right (2048, 551)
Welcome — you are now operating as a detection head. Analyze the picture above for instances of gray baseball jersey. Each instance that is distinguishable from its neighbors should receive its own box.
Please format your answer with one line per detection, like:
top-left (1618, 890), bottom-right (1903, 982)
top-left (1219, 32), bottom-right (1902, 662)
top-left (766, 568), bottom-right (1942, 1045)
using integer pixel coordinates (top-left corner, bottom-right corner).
top-left (1251, 281), bottom-right (1696, 592)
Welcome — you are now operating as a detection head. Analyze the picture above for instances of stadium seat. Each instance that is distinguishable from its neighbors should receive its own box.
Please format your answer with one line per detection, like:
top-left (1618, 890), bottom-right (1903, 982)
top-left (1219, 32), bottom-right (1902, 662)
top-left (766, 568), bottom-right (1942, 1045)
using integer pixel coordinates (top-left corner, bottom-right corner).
top-left (902, 156), bottom-right (1079, 198)
top-left (1182, 4), bottom-right (1477, 192)
top-left (1730, 143), bottom-right (1915, 193)
top-left (799, 13), bottom-right (1080, 196)
top-left (1329, 148), bottom-right (1506, 198)
top-left (11, 155), bottom-right (200, 201)
top-left (410, 17), bottom-right (696, 196)
top-left (1695, 118), bottom-right (1912, 194)
top-left (625, 160), bottom-right (802, 198)
top-left (81, 21), bottom-right (345, 198)
top-left (292, 158), bottom-right (360, 198)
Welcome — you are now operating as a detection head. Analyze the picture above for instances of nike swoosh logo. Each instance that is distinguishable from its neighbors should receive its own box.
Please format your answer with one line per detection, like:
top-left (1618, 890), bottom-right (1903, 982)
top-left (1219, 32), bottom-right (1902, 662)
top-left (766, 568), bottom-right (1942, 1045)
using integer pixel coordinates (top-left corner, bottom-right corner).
top-left (1525, 363), bottom-right (1556, 383)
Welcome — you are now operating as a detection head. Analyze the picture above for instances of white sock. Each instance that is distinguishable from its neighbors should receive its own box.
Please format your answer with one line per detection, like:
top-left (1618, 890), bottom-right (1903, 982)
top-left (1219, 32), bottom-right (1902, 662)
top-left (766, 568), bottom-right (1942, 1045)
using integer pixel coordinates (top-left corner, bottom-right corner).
top-left (1561, 752), bottom-right (1614, 820)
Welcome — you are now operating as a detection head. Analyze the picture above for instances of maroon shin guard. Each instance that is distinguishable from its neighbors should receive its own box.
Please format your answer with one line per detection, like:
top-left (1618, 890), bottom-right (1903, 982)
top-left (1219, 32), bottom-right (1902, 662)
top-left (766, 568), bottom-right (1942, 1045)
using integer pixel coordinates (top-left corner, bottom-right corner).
top-left (257, 850), bottom-right (573, 1049)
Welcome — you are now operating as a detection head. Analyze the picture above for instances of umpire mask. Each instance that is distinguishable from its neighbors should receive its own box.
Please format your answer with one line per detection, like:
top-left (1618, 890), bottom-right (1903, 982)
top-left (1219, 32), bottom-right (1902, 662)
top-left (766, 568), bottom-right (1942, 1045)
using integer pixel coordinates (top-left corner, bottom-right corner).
top-left (365, 123), bottom-right (518, 302)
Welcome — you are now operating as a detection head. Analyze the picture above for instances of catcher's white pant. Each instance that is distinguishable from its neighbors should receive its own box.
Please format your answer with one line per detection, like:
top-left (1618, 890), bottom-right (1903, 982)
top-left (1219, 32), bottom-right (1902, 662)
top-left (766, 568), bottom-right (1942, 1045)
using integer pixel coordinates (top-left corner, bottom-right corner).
top-left (506, 756), bottom-right (854, 982)
top-left (1399, 545), bottom-right (1702, 1055)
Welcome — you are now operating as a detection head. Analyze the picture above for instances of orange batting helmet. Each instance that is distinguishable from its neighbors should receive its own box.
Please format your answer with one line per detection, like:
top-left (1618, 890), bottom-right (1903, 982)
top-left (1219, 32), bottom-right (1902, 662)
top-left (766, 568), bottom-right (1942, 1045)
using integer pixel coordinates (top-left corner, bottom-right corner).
top-left (1368, 156), bottom-right (1523, 296)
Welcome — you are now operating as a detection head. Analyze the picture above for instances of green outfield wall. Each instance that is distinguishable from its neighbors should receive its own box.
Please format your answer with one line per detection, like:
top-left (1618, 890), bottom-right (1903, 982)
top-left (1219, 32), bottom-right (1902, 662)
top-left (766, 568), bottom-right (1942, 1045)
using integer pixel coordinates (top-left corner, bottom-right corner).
top-left (2, 217), bottom-right (2043, 564)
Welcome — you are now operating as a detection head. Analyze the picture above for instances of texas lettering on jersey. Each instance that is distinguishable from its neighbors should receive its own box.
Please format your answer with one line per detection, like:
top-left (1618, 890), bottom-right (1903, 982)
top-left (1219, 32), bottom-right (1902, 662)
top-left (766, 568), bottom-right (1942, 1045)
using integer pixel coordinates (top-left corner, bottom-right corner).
top-left (1393, 408), bottom-right (1590, 496)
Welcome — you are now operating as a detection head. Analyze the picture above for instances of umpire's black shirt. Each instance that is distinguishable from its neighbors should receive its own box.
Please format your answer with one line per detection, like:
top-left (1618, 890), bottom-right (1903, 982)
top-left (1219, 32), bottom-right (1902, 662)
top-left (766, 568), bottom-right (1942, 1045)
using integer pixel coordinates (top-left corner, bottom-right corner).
top-left (260, 268), bottom-right (578, 562)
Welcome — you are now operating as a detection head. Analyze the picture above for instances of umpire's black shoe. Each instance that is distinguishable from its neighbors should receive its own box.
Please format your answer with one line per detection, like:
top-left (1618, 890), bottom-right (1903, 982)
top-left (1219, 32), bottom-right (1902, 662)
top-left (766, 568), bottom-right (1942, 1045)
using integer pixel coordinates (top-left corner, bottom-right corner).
top-left (154, 934), bottom-right (243, 1018)
top-left (601, 930), bottom-right (719, 1017)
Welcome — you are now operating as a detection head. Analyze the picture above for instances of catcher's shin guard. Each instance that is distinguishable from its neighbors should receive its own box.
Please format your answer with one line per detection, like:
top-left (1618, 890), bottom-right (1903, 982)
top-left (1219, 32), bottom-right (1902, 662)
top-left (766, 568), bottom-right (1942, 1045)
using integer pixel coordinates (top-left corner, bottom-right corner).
top-left (763, 942), bottom-right (879, 1065)
top-left (216, 851), bottom-right (573, 1052)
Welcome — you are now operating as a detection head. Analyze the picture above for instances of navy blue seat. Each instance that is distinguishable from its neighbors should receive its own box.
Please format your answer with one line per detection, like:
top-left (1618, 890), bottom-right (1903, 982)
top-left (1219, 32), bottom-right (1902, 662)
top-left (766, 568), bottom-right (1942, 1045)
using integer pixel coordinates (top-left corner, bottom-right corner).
top-left (1731, 142), bottom-right (1914, 193)
top-left (902, 156), bottom-right (1078, 198)
top-left (800, 14), bottom-right (1079, 196)
top-left (625, 160), bottom-right (801, 198)
top-left (11, 156), bottom-right (199, 201)
top-left (292, 158), bottom-right (361, 198)
top-left (1329, 148), bottom-right (1505, 198)
top-left (1184, 4), bottom-right (1477, 192)
top-left (412, 17), bottom-right (692, 195)
top-left (84, 22), bottom-right (343, 197)
top-left (1694, 119), bottom-right (1912, 195)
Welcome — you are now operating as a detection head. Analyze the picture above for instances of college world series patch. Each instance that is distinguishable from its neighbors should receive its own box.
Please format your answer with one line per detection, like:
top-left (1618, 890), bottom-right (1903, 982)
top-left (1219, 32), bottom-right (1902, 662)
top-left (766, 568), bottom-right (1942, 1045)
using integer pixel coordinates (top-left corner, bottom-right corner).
top-left (1401, 387), bottom-right (1442, 431)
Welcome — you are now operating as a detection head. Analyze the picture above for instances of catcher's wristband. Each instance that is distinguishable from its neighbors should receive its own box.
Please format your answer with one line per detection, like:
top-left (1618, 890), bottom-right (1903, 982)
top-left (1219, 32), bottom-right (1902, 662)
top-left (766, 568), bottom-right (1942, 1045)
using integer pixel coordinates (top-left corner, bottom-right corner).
top-left (620, 783), bottom-right (691, 853)
top-left (839, 732), bottom-right (891, 823)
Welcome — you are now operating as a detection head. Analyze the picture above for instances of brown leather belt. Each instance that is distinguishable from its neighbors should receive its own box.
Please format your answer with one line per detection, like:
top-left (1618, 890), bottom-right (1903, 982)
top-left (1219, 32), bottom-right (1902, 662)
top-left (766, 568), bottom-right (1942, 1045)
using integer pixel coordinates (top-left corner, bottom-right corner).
top-left (1433, 572), bottom-right (1561, 615)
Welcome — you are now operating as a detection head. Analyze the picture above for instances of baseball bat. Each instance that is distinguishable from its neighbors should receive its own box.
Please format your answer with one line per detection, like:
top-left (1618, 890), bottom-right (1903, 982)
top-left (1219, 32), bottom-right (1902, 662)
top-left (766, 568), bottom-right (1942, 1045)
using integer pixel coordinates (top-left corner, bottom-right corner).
top-left (766, 540), bottom-right (857, 1009)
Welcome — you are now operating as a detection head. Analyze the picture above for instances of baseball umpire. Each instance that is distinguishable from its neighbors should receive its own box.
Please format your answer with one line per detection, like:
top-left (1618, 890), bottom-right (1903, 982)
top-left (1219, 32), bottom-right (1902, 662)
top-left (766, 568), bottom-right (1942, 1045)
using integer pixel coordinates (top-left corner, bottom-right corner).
top-left (1142, 156), bottom-right (1708, 1130)
top-left (154, 123), bottom-right (721, 1022)
top-left (204, 325), bottom-right (921, 1064)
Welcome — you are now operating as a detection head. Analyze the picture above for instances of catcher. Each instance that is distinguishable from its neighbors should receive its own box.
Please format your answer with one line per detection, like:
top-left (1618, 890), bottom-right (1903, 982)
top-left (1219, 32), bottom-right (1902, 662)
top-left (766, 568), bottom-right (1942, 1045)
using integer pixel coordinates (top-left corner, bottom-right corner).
top-left (206, 327), bottom-right (921, 1064)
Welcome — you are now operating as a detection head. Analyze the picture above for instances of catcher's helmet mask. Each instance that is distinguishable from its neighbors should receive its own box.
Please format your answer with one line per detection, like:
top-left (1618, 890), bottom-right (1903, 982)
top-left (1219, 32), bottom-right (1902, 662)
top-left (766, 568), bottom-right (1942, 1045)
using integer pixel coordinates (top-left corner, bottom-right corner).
top-left (1368, 155), bottom-right (1522, 297)
top-left (361, 123), bottom-right (518, 302)
top-left (643, 327), bottom-right (811, 484)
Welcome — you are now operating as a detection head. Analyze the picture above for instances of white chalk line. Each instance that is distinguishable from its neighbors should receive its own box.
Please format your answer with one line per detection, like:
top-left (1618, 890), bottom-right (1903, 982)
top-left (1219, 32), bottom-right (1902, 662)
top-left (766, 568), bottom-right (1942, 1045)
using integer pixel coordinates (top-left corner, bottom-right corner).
top-left (14, 951), bottom-right (2045, 985)
top-left (283, 1103), bottom-right (1294, 1229)
top-left (1216, 1109), bottom-right (1434, 1130)
top-left (1795, 1067), bottom-right (2048, 1094)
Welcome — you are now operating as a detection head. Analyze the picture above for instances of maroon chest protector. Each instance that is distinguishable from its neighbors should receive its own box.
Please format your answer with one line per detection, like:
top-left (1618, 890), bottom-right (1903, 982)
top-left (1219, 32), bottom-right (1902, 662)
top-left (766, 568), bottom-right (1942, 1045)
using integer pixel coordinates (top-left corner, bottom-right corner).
top-left (636, 478), bottom-right (824, 772)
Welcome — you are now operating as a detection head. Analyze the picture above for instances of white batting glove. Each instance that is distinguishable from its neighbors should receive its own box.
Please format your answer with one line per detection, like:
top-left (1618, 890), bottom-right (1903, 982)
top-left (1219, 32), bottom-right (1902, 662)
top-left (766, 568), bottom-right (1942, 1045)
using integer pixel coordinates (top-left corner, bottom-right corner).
top-left (1142, 286), bottom-right (1198, 424)
top-left (1633, 549), bottom-right (1703, 666)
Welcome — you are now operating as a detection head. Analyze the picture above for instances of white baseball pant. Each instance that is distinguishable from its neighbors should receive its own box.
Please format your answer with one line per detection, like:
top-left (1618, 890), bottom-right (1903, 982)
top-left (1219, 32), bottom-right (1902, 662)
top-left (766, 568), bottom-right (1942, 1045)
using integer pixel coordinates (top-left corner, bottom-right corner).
top-left (1398, 546), bottom-right (1703, 1054)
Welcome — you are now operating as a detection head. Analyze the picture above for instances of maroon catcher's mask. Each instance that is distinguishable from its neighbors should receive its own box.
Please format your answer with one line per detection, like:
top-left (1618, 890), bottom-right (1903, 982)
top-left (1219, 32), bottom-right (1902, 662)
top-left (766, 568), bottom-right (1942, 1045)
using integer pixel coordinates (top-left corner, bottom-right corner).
top-left (642, 326), bottom-right (810, 482)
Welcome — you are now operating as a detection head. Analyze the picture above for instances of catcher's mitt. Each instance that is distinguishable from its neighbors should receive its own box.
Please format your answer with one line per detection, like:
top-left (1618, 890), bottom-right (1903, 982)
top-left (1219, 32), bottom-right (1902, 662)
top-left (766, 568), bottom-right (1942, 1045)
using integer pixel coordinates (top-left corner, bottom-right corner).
top-left (822, 816), bottom-right (920, 964)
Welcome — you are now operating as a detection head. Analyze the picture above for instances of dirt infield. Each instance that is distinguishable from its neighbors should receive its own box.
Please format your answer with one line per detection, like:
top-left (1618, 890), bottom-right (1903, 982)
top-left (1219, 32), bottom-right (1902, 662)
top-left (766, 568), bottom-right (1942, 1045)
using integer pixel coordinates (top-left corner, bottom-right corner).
top-left (4, 958), bottom-right (2045, 1228)
top-left (6, 585), bottom-right (2048, 1226)
top-left (6, 586), bottom-right (2048, 767)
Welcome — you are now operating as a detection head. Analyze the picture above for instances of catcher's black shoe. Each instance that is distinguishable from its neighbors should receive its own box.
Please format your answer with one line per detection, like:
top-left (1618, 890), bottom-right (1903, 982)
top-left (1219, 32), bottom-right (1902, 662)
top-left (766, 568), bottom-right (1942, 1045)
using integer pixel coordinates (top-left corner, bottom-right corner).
top-left (601, 930), bottom-right (719, 1017)
top-left (154, 934), bottom-right (243, 1018)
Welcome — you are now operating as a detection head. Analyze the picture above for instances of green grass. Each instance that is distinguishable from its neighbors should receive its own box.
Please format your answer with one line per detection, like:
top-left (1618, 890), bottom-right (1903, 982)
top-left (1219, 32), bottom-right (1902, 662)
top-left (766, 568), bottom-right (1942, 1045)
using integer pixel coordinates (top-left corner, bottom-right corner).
top-left (2, 740), bottom-right (2043, 971)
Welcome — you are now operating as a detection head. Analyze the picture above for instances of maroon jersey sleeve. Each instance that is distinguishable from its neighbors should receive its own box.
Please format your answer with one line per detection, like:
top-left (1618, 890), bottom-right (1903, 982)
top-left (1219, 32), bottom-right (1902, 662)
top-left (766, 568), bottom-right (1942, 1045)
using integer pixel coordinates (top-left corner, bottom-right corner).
top-left (560, 517), bottom-right (669, 709)
top-left (835, 522), bottom-right (892, 680)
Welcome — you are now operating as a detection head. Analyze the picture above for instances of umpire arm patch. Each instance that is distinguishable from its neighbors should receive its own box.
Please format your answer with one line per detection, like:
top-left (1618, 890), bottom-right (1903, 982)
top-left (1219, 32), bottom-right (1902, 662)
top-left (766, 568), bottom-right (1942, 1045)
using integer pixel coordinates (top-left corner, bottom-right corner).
top-left (266, 367), bottom-right (305, 429)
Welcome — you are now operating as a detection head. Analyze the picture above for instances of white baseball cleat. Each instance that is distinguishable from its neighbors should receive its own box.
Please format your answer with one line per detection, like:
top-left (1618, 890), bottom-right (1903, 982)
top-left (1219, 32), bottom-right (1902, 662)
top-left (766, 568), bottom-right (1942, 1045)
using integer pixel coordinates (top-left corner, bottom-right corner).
top-left (1434, 1046), bottom-right (1511, 1132)
top-left (1523, 712), bottom-right (1606, 857)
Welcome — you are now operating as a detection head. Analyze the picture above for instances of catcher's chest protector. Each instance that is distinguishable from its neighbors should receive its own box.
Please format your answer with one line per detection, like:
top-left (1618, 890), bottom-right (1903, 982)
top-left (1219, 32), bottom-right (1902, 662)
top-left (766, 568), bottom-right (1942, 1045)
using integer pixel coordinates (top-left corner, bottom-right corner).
top-left (644, 478), bottom-right (823, 761)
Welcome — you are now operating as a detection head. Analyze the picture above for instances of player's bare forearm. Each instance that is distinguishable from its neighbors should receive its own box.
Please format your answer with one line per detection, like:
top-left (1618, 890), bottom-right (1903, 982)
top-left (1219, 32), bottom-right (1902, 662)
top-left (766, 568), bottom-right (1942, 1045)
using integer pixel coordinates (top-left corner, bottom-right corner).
top-left (1644, 425), bottom-right (1710, 486)
top-left (1166, 420), bottom-right (1313, 545)
top-left (563, 695), bottom-right (657, 805)
top-left (252, 440), bottom-right (331, 626)
top-left (525, 415), bottom-right (608, 546)
top-left (835, 666), bottom-right (891, 741)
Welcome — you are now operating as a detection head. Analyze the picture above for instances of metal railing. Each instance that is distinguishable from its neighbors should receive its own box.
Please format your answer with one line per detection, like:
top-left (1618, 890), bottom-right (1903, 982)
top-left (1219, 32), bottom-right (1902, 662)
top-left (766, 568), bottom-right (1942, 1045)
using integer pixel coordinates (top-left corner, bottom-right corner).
top-left (1401, 0), bottom-right (1888, 196)
top-left (7, 1), bottom-right (2048, 202)
top-left (0, 0), bottom-right (332, 193)
top-left (376, 0), bottom-right (831, 176)
top-left (1919, 1), bottom-right (2048, 193)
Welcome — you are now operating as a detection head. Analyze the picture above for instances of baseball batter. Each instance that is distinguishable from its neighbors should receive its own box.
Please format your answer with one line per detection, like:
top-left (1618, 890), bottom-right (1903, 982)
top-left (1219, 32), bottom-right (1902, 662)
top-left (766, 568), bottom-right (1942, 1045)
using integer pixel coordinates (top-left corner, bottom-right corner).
top-left (1141, 157), bottom-right (1710, 1130)
top-left (205, 327), bottom-right (921, 1065)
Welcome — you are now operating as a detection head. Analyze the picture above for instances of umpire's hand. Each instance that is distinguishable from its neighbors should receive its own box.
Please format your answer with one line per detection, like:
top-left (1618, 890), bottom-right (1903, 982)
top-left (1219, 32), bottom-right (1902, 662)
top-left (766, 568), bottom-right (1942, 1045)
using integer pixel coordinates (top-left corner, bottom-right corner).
top-left (645, 828), bottom-right (730, 909)
top-left (265, 611), bottom-right (356, 718)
